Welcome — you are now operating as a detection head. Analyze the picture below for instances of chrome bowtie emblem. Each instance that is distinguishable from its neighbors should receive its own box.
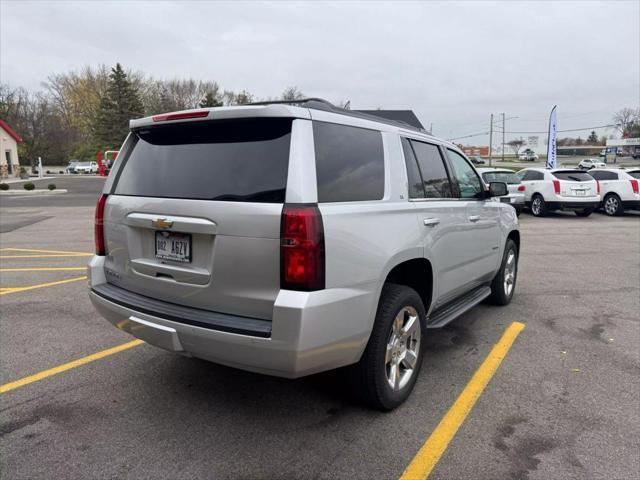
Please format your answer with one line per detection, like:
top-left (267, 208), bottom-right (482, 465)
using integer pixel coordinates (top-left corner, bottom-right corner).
top-left (151, 218), bottom-right (173, 229)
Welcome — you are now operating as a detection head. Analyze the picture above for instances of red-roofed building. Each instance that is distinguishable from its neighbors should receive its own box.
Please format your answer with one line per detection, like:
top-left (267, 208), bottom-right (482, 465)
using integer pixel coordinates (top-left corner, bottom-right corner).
top-left (0, 120), bottom-right (22, 179)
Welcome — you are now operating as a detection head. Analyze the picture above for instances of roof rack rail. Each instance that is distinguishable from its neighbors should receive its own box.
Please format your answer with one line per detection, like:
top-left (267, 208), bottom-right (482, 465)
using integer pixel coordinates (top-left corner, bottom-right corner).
top-left (241, 97), bottom-right (431, 135)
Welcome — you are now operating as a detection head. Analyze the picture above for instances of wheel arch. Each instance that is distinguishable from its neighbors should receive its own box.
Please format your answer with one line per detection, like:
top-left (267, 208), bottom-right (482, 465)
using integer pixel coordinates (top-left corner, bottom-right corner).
top-left (382, 257), bottom-right (433, 316)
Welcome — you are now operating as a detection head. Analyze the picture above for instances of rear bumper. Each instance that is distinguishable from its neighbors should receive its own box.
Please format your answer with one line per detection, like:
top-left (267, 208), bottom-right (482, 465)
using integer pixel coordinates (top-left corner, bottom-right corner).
top-left (622, 200), bottom-right (640, 210)
top-left (87, 256), bottom-right (373, 378)
top-left (545, 200), bottom-right (599, 211)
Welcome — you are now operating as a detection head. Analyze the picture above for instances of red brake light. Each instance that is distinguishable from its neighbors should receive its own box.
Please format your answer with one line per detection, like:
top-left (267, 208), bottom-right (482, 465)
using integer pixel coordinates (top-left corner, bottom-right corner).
top-left (596, 180), bottom-right (600, 194)
top-left (152, 110), bottom-right (209, 122)
top-left (281, 205), bottom-right (325, 291)
top-left (631, 179), bottom-right (639, 194)
top-left (517, 185), bottom-right (525, 192)
top-left (552, 180), bottom-right (561, 194)
top-left (95, 194), bottom-right (108, 255)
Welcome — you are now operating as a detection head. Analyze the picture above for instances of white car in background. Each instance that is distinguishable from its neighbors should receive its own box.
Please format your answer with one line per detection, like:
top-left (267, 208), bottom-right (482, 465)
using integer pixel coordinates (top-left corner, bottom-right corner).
top-left (517, 168), bottom-right (600, 217)
top-left (477, 168), bottom-right (525, 215)
top-left (587, 168), bottom-right (640, 215)
top-left (74, 161), bottom-right (98, 174)
top-left (578, 158), bottom-right (606, 170)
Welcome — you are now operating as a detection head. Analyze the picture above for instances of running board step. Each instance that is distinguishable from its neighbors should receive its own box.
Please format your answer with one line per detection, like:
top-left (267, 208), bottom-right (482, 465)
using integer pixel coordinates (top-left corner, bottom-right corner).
top-left (426, 286), bottom-right (492, 329)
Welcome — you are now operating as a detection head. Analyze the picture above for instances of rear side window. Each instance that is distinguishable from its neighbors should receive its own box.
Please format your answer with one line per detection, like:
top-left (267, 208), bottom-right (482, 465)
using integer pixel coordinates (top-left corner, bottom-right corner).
top-left (401, 138), bottom-right (425, 198)
top-left (552, 171), bottom-right (594, 182)
top-left (114, 118), bottom-right (292, 202)
top-left (629, 171), bottom-right (640, 179)
top-left (520, 170), bottom-right (544, 181)
top-left (314, 122), bottom-right (384, 203)
top-left (482, 171), bottom-right (520, 184)
top-left (407, 140), bottom-right (453, 198)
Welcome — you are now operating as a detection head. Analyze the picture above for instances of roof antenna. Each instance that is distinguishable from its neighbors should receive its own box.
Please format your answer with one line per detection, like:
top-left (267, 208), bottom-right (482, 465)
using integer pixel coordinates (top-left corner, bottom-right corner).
top-left (343, 100), bottom-right (351, 110)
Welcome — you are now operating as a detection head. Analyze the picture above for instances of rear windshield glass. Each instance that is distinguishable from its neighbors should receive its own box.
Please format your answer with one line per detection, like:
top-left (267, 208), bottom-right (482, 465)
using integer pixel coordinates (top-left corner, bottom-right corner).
top-left (481, 171), bottom-right (520, 184)
top-left (114, 118), bottom-right (292, 202)
top-left (551, 171), bottom-right (593, 182)
top-left (628, 171), bottom-right (640, 180)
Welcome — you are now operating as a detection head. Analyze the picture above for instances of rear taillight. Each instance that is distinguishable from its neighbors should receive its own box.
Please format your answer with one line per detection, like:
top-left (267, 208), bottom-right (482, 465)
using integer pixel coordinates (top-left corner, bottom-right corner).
top-left (596, 181), bottom-right (600, 194)
top-left (280, 205), bottom-right (325, 291)
top-left (152, 110), bottom-right (209, 122)
top-left (631, 179), bottom-right (639, 194)
top-left (552, 180), bottom-right (561, 194)
top-left (95, 194), bottom-right (108, 255)
top-left (517, 185), bottom-right (525, 192)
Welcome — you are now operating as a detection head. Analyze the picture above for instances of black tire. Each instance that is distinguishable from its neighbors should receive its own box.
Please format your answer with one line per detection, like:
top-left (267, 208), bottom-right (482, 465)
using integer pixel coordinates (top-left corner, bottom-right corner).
top-left (488, 239), bottom-right (518, 306)
top-left (351, 283), bottom-right (426, 411)
top-left (575, 208), bottom-right (594, 217)
top-left (602, 193), bottom-right (623, 216)
top-left (530, 194), bottom-right (547, 217)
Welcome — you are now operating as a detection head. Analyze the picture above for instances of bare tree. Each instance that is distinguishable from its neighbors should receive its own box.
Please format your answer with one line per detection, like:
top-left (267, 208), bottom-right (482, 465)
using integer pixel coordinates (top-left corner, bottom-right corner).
top-left (281, 86), bottom-right (305, 101)
top-left (613, 107), bottom-right (640, 135)
top-left (507, 138), bottom-right (525, 156)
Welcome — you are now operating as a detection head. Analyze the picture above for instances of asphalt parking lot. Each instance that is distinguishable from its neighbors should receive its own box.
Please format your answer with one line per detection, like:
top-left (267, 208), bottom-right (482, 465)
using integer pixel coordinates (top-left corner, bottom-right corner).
top-left (1, 178), bottom-right (638, 479)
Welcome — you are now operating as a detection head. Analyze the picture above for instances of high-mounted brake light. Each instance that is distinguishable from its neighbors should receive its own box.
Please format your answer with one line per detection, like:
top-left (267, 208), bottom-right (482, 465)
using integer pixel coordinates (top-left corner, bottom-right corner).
top-left (630, 179), bottom-right (639, 195)
top-left (552, 180), bottom-right (561, 195)
top-left (280, 205), bottom-right (325, 291)
top-left (517, 185), bottom-right (525, 192)
top-left (95, 194), bottom-right (108, 255)
top-left (152, 110), bottom-right (210, 122)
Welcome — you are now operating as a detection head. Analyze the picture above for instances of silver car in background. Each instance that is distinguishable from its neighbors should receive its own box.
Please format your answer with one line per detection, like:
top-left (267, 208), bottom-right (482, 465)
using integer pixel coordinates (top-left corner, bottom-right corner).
top-left (477, 168), bottom-right (525, 215)
top-left (88, 99), bottom-right (520, 410)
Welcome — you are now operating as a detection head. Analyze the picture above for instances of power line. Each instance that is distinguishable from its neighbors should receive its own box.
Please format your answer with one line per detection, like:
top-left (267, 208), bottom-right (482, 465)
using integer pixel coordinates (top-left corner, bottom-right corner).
top-left (505, 123), bottom-right (618, 134)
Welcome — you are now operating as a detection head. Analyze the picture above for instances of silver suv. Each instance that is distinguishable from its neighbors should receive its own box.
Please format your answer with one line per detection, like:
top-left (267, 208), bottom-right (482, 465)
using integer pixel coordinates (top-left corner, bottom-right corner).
top-left (89, 99), bottom-right (520, 410)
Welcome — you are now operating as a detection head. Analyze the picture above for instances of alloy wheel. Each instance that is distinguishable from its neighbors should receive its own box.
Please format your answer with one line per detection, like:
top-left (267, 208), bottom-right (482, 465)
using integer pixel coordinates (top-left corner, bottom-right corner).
top-left (385, 306), bottom-right (421, 391)
top-left (503, 250), bottom-right (517, 297)
top-left (604, 196), bottom-right (618, 215)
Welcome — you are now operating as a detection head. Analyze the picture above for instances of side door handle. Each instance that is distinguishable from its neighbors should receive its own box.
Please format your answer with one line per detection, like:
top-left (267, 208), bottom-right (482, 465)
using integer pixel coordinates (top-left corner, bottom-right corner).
top-left (468, 215), bottom-right (480, 222)
top-left (423, 218), bottom-right (440, 227)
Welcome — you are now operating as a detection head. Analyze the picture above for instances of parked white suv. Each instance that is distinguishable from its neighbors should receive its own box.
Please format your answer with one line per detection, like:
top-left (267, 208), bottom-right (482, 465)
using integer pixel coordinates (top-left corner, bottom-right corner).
top-left (88, 99), bottom-right (520, 410)
top-left (517, 167), bottom-right (600, 217)
top-left (477, 168), bottom-right (525, 215)
top-left (75, 161), bottom-right (98, 174)
top-left (587, 168), bottom-right (640, 215)
top-left (578, 158), bottom-right (606, 170)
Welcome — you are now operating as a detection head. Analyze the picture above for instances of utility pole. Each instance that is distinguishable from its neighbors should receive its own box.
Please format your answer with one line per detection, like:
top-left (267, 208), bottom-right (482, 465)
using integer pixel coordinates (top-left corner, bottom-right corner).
top-left (489, 114), bottom-right (493, 167)
top-left (501, 113), bottom-right (505, 162)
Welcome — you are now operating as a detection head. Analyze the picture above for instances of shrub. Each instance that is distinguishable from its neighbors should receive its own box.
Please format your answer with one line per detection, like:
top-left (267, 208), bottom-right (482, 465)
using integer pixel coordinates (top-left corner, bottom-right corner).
top-left (46, 170), bottom-right (51, 174)
top-left (48, 183), bottom-right (57, 191)
top-left (0, 183), bottom-right (9, 191)
top-left (23, 182), bottom-right (35, 191)
top-left (59, 170), bottom-right (64, 174)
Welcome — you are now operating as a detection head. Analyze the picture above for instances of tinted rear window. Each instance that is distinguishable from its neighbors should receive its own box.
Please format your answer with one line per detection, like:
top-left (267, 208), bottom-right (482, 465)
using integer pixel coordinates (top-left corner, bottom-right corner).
top-left (113, 118), bottom-right (292, 202)
top-left (314, 122), bottom-right (384, 203)
top-left (552, 171), bottom-right (594, 182)
top-left (628, 171), bottom-right (640, 179)
top-left (482, 171), bottom-right (520, 184)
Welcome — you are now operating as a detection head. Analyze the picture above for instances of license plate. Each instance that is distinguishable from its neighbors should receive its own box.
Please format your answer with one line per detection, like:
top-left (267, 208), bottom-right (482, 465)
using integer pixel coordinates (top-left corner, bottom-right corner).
top-left (575, 189), bottom-right (586, 196)
top-left (155, 231), bottom-right (191, 263)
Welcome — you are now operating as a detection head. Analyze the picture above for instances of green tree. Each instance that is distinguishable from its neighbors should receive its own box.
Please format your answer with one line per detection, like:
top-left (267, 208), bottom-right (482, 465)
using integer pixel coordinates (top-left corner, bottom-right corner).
top-left (199, 91), bottom-right (222, 108)
top-left (94, 63), bottom-right (144, 148)
top-left (587, 130), bottom-right (598, 143)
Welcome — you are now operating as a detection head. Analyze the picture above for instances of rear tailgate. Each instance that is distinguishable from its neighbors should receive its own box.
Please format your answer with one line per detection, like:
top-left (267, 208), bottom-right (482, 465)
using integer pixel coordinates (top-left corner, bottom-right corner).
top-left (552, 170), bottom-right (598, 197)
top-left (102, 117), bottom-right (293, 320)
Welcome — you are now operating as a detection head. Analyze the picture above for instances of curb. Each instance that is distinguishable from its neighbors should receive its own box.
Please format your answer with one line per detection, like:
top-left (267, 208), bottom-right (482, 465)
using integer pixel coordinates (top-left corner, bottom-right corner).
top-left (0, 189), bottom-right (68, 195)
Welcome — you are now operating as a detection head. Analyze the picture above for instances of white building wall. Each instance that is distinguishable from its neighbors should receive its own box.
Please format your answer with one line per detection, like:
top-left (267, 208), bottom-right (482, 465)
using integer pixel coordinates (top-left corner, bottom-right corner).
top-left (0, 126), bottom-right (21, 179)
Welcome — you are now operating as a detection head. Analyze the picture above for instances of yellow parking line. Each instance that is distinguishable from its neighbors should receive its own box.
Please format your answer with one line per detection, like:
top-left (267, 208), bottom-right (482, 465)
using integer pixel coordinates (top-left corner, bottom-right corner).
top-left (0, 267), bottom-right (86, 272)
top-left (0, 276), bottom-right (87, 295)
top-left (0, 254), bottom-right (92, 259)
top-left (399, 321), bottom-right (526, 480)
top-left (0, 339), bottom-right (144, 394)
top-left (0, 248), bottom-right (92, 255)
